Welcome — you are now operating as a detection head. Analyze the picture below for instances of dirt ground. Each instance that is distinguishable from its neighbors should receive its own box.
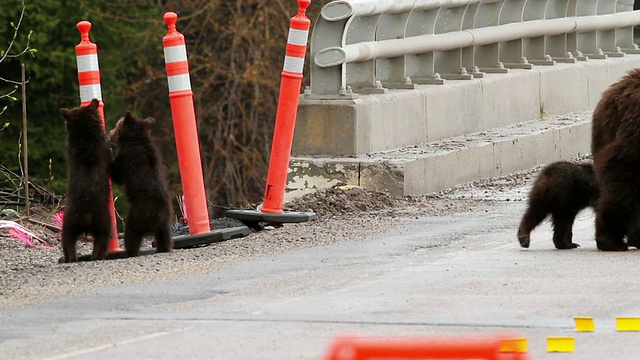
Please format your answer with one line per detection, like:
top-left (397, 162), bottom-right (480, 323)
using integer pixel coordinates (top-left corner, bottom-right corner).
top-left (0, 184), bottom-right (413, 271)
top-left (0, 167), bottom-right (544, 307)
top-left (0, 172), bottom-right (536, 267)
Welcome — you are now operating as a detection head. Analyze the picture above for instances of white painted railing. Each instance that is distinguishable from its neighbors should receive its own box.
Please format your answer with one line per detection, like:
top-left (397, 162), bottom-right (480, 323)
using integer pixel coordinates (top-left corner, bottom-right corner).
top-left (308, 0), bottom-right (640, 96)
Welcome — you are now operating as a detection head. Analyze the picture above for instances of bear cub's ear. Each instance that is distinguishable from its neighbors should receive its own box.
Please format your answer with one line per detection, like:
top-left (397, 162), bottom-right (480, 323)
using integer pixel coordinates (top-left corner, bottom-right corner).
top-left (143, 117), bottom-right (156, 128)
top-left (60, 108), bottom-right (72, 119)
top-left (88, 98), bottom-right (100, 110)
top-left (124, 111), bottom-right (135, 122)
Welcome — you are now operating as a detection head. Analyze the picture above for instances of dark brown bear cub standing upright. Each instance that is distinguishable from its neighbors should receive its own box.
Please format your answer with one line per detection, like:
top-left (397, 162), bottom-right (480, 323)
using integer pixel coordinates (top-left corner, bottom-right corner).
top-left (109, 111), bottom-right (173, 257)
top-left (517, 161), bottom-right (598, 249)
top-left (60, 98), bottom-right (113, 262)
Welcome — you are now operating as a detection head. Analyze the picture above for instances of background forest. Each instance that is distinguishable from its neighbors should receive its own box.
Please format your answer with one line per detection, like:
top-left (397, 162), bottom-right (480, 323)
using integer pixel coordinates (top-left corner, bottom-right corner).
top-left (0, 0), bottom-right (328, 216)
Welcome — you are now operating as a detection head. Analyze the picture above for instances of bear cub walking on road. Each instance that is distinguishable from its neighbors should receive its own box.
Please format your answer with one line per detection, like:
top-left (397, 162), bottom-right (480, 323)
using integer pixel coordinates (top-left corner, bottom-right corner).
top-left (517, 161), bottom-right (598, 250)
top-left (60, 99), bottom-right (113, 262)
top-left (109, 111), bottom-right (173, 257)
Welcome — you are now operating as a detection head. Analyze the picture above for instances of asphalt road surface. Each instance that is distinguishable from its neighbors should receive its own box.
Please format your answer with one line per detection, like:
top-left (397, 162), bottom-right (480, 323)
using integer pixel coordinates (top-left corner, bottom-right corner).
top-left (2, 184), bottom-right (640, 359)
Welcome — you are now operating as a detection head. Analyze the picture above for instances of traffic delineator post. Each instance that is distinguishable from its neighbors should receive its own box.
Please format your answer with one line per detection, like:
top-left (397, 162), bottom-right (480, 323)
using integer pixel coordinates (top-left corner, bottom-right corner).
top-left (261, 0), bottom-right (311, 214)
top-left (74, 21), bottom-right (120, 253)
top-left (162, 12), bottom-right (211, 236)
top-left (574, 316), bottom-right (595, 332)
top-left (158, 12), bottom-right (250, 250)
top-left (225, 0), bottom-right (317, 225)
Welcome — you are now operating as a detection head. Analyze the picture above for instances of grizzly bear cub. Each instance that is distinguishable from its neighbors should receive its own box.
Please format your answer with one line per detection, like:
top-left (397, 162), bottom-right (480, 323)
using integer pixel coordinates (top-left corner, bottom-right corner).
top-left (109, 111), bottom-right (173, 257)
top-left (517, 161), bottom-right (598, 250)
top-left (60, 99), bottom-right (113, 262)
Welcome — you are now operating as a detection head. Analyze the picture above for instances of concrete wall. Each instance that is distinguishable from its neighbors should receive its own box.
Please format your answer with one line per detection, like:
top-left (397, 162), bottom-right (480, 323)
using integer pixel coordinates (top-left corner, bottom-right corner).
top-left (401, 120), bottom-right (592, 195)
top-left (293, 55), bottom-right (640, 157)
top-left (287, 115), bottom-right (591, 199)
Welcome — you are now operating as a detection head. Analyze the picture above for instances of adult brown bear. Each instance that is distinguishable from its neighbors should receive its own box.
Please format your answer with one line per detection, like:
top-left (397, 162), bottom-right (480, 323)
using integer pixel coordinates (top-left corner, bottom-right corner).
top-left (591, 68), bottom-right (640, 251)
top-left (517, 161), bottom-right (598, 249)
top-left (60, 99), bottom-right (113, 262)
top-left (109, 111), bottom-right (173, 257)
top-left (591, 68), bottom-right (640, 156)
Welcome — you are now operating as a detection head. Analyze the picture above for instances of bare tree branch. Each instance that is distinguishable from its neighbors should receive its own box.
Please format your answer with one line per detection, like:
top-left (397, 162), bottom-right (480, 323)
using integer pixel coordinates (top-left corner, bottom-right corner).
top-left (1, 0), bottom-right (35, 125)
top-left (0, 0), bottom-right (34, 63)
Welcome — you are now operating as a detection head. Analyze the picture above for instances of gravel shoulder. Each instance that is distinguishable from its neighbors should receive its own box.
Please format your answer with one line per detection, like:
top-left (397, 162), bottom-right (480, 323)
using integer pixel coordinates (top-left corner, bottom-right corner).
top-left (0, 155), bottom-right (585, 309)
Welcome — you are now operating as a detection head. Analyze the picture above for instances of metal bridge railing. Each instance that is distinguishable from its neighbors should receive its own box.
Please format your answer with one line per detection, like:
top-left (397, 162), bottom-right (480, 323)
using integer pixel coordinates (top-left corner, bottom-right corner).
top-left (308, 0), bottom-right (640, 96)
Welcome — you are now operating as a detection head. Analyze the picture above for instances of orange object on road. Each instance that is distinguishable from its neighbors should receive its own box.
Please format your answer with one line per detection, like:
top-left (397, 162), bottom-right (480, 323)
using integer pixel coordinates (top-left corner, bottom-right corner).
top-left (74, 21), bottom-right (120, 253)
top-left (261, 0), bottom-right (312, 214)
top-left (162, 12), bottom-right (211, 235)
top-left (324, 334), bottom-right (530, 360)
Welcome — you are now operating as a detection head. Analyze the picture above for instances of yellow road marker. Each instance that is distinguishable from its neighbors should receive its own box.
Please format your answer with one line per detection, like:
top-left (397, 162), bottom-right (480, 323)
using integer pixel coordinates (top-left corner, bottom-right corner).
top-left (574, 316), bottom-right (595, 332)
top-left (547, 337), bottom-right (574, 352)
top-left (616, 317), bottom-right (640, 331)
top-left (499, 337), bottom-right (527, 353)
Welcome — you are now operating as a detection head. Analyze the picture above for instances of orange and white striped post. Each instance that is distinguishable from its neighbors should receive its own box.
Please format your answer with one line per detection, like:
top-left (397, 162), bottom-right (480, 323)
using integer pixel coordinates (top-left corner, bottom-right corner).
top-left (75, 21), bottom-right (120, 253)
top-left (261, 0), bottom-right (311, 214)
top-left (162, 12), bottom-right (211, 235)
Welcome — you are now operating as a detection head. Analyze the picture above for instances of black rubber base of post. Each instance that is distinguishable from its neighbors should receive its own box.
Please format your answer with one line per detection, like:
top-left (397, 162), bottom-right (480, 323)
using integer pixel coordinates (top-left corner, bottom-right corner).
top-left (63, 226), bottom-right (251, 263)
top-left (171, 226), bottom-right (250, 249)
top-left (225, 209), bottom-right (317, 224)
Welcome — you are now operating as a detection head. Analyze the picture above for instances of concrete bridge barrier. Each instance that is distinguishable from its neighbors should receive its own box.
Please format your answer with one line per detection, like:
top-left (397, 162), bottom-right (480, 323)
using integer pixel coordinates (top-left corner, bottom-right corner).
top-left (286, 0), bottom-right (640, 200)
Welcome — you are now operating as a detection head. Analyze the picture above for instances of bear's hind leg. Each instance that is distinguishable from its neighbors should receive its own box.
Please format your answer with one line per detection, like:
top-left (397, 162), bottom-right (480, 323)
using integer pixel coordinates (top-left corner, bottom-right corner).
top-left (61, 228), bottom-right (78, 263)
top-left (123, 208), bottom-right (147, 257)
top-left (124, 228), bottom-right (144, 257)
top-left (91, 232), bottom-right (110, 261)
top-left (154, 224), bottom-right (173, 253)
top-left (517, 203), bottom-right (548, 248)
top-left (595, 209), bottom-right (628, 251)
top-left (551, 212), bottom-right (579, 249)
